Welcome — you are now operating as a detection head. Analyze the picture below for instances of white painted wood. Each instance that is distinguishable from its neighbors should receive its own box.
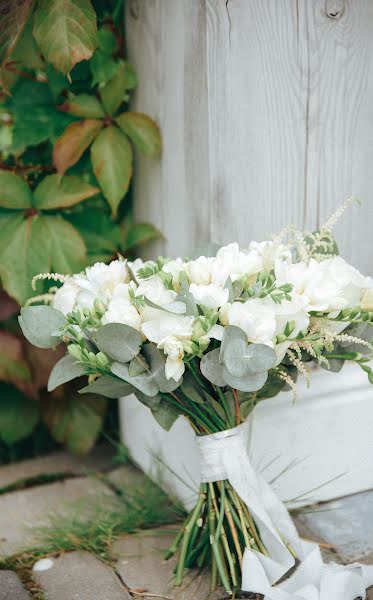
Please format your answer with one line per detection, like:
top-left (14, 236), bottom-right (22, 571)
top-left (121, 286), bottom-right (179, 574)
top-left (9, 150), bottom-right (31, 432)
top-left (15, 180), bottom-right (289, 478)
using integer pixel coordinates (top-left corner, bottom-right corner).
top-left (126, 0), bottom-right (373, 274)
top-left (123, 0), bottom-right (373, 505)
top-left (120, 363), bottom-right (373, 510)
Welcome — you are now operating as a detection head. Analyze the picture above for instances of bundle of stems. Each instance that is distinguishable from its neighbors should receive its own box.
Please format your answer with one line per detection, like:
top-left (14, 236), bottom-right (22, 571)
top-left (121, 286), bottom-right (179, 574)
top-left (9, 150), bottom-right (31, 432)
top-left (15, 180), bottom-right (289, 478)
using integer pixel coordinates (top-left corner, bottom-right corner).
top-left (162, 358), bottom-right (271, 594)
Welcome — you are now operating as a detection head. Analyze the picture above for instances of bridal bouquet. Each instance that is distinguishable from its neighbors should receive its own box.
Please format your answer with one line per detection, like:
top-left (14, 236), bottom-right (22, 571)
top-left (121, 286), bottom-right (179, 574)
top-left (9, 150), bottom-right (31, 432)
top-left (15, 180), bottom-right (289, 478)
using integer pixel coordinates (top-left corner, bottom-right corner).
top-left (20, 200), bottom-right (373, 596)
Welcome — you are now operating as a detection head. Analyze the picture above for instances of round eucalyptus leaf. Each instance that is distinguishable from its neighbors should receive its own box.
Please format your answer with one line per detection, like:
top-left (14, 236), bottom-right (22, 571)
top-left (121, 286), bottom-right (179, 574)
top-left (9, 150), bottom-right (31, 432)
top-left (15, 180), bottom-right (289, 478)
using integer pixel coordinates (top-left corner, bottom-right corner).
top-left (142, 344), bottom-right (182, 393)
top-left (94, 323), bottom-right (142, 363)
top-left (135, 390), bottom-right (162, 409)
top-left (222, 366), bottom-right (268, 392)
top-left (78, 375), bottom-right (133, 398)
top-left (111, 361), bottom-right (158, 396)
top-left (200, 348), bottom-right (227, 387)
top-left (224, 341), bottom-right (276, 377)
top-left (48, 354), bottom-right (84, 391)
top-left (19, 305), bottom-right (65, 349)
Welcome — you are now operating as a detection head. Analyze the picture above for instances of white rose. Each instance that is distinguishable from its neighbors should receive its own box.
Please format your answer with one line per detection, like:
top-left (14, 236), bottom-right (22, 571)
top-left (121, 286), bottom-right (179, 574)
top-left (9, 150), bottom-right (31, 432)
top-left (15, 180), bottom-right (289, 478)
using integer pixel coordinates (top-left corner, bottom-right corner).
top-left (186, 256), bottom-right (214, 285)
top-left (249, 240), bottom-right (292, 270)
top-left (277, 257), bottom-right (371, 312)
top-left (141, 313), bottom-right (194, 344)
top-left (361, 289), bottom-right (373, 311)
top-left (136, 276), bottom-right (177, 306)
top-left (52, 279), bottom-right (80, 315)
top-left (270, 295), bottom-right (310, 339)
top-left (210, 243), bottom-right (263, 285)
top-left (227, 299), bottom-right (277, 346)
top-left (74, 260), bottom-right (129, 308)
top-left (101, 283), bottom-right (141, 330)
top-left (163, 258), bottom-right (186, 286)
top-left (189, 283), bottom-right (229, 309)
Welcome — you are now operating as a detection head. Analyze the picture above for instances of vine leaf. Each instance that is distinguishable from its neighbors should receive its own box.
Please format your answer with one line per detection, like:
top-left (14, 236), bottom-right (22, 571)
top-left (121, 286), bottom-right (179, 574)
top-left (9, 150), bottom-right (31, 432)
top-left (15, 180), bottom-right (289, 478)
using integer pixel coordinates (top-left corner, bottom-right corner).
top-left (43, 384), bottom-right (107, 455)
top-left (33, 174), bottom-right (99, 210)
top-left (33, 0), bottom-right (98, 75)
top-left (99, 61), bottom-right (137, 116)
top-left (40, 214), bottom-right (87, 273)
top-left (0, 330), bottom-right (32, 392)
top-left (53, 119), bottom-right (103, 175)
top-left (0, 383), bottom-right (39, 444)
top-left (0, 0), bottom-right (34, 91)
top-left (117, 112), bottom-right (162, 157)
top-left (0, 213), bottom-right (50, 304)
top-left (58, 94), bottom-right (105, 119)
top-left (91, 125), bottom-right (132, 217)
top-left (0, 170), bottom-right (33, 209)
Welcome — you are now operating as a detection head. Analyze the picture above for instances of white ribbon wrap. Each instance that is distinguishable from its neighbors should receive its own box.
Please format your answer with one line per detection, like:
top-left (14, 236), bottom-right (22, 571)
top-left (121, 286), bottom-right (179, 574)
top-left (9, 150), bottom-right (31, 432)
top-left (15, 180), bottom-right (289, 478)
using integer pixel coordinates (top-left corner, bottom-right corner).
top-left (197, 421), bottom-right (373, 599)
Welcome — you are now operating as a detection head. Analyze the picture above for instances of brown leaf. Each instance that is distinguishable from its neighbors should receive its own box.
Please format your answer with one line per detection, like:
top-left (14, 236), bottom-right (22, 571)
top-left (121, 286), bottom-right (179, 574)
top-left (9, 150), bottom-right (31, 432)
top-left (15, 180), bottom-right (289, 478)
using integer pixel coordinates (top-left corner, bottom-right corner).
top-left (24, 340), bottom-right (66, 391)
top-left (0, 0), bottom-right (34, 91)
top-left (53, 119), bottom-right (103, 175)
top-left (0, 330), bottom-right (32, 393)
top-left (0, 287), bottom-right (19, 321)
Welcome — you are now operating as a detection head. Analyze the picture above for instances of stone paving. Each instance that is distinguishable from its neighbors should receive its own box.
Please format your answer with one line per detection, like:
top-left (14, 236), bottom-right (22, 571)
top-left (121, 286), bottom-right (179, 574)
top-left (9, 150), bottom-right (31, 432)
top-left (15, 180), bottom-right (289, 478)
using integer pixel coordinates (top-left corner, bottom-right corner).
top-left (0, 445), bottom-right (372, 599)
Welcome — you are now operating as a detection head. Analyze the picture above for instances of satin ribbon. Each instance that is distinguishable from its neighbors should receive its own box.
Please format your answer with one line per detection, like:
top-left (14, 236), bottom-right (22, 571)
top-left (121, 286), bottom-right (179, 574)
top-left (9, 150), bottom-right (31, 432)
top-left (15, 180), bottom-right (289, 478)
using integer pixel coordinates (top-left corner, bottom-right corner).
top-left (197, 422), bottom-right (373, 599)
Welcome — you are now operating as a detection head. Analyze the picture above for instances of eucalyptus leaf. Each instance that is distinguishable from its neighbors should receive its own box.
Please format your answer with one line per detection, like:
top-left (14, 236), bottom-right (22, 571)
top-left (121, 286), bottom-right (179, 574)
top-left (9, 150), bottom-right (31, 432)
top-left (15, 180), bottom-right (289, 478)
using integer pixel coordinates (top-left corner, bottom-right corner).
top-left (200, 348), bottom-right (226, 387)
top-left (205, 394), bottom-right (226, 421)
top-left (222, 366), bottom-right (268, 393)
top-left (111, 362), bottom-right (158, 396)
top-left (224, 277), bottom-right (234, 303)
top-left (19, 306), bottom-right (65, 349)
top-left (144, 297), bottom-right (186, 315)
top-left (220, 327), bottom-right (276, 377)
top-left (180, 372), bottom-right (205, 404)
top-left (128, 356), bottom-right (147, 377)
top-left (95, 323), bottom-right (142, 363)
top-left (134, 390), bottom-right (161, 409)
top-left (151, 400), bottom-right (179, 432)
top-left (240, 399), bottom-right (256, 419)
top-left (142, 344), bottom-right (182, 393)
top-left (175, 290), bottom-right (199, 317)
top-left (79, 375), bottom-right (133, 398)
top-left (48, 354), bottom-right (84, 391)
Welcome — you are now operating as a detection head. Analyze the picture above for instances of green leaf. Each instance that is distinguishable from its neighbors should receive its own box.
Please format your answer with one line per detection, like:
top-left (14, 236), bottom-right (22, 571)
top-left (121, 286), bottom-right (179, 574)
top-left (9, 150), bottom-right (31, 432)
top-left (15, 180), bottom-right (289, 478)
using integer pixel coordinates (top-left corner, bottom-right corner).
top-left (0, 170), bottom-right (33, 209)
top-left (79, 375), bottom-right (133, 398)
top-left (200, 348), bottom-right (226, 387)
top-left (91, 125), bottom-right (132, 217)
top-left (33, 0), bottom-right (97, 75)
top-left (53, 119), bottom-right (103, 175)
top-left (0, 330), bottom-right (31, 388)
top-left (40, 214), bottom-right (87, 273)
top-left (220, 326), bottom-right (276, 377)
top-left (116, 112), bottom-right (162, 157)
top-left (66, 208), bottom-right (121, 260)
top-left (151, 400), bottom-right (179, 432)
top-left (19, 305), bottom-right (65, 348)
top-left (90, 50), bottom-right (119, 87)
top-left (0, 213), bottom-right (50, 304)
top-left (48, 354), bottom-right (84, 391)
top-left (99, 60), bottom-right (136, 116)
top-left (6, 79), bottom-right (75, 151)
top-left (111, 362), bottom-right (158, 396)
top-left (43, 385), bottom-right (107, 455)
top-left (180, 372), bottom-right (205, 404)
top-left (123, 222), bottom-right (163, 251)
top-left (8, 20), bottom-right (45, 72)
top-left (97, 28), bottom-right (117, 55)
top-left (0, 0), bottom-right (34, 90)
top-left (58, 94), bottom-right (105, 118)
top-left (142, 344), bottom-right (182, 393)
top-left (95, 323), bottom-right (142, 363)
top-left (33, 174), bottom-right (100, 210)
top-left (0, 383), bottom-right (39, 444)
top-left (221, 366), bottom-right (268, 393)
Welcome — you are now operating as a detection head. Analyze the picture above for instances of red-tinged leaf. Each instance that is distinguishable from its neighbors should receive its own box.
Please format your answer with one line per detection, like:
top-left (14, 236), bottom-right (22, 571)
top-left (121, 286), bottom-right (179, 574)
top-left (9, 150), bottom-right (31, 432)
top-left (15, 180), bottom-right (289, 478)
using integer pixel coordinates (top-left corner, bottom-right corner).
top-left (116, 112), bottom-right (162, 157)
top-left (24, 341), bottom-right (66, 391)
top-left (0, 288), bottom-right (19, 321)
top-left (32, 0), bottom-right (97, 75)
top-left (90, 125), bottom-right (132, 217)
top-left (58, 94), bottom-right (105, 119)
top-left (53, 119), bottom-right (103, 175)
top-left (0, 330), bottom-right (32, 392)
top-left (0, 0), bottom-right (34, 91)
top-left (33, 174), bottom-right (100, 210)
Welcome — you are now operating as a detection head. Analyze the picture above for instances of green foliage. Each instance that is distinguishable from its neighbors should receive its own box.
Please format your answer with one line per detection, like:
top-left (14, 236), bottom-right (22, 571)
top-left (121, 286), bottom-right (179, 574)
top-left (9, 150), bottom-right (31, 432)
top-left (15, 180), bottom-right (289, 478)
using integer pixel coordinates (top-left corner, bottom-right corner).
top-left (0, 0), bottom-right (162, 457)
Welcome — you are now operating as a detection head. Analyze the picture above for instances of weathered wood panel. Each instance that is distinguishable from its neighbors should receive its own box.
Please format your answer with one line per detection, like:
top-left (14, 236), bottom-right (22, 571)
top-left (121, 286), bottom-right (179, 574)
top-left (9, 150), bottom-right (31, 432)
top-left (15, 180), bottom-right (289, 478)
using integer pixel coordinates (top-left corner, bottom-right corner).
top-left (126, 0), bottom-right (373, 272)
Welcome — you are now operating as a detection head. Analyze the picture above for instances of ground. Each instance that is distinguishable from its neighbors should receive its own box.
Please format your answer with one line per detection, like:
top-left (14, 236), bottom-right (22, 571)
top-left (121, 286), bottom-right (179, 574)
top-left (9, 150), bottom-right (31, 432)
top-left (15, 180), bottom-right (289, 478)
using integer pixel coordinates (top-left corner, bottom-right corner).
top-left (0, 445), bottom-right (372, 600)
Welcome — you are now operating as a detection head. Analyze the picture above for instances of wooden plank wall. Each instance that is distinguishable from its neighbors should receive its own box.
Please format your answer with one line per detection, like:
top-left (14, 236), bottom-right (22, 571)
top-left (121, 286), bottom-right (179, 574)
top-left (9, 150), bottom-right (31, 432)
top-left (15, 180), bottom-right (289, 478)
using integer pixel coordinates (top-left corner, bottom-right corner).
top-left (125, 0), bottom-right (373, 274)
